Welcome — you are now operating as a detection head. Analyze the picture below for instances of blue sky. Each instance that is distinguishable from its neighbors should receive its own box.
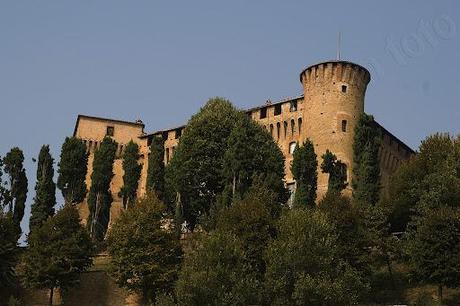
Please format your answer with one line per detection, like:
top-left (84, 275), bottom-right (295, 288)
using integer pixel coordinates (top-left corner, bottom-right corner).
top-left (1, 1), bottom-right (459, 239)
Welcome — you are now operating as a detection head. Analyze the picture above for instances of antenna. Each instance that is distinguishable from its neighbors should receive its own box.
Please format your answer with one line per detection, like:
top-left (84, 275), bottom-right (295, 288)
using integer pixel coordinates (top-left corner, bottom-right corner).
top-left (337, 32), bottom-right (341, 60)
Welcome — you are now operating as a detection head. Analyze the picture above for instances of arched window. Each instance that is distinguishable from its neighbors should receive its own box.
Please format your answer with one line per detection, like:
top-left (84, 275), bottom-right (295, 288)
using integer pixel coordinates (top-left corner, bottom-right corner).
top-left (291, 119), bottom-right (295, 135)
top-left (289, 142), bottom-right (297, 154)
top-left (276, 122), bottom-right (281, 139)
top-left (341, 120), bottom-right (347, 132)
top-left (270, 124), bottom-right (274, 137)
top-left (298, 118), bottom-right (303, 134)
top-left (283, 121), bottom-right (288, 138)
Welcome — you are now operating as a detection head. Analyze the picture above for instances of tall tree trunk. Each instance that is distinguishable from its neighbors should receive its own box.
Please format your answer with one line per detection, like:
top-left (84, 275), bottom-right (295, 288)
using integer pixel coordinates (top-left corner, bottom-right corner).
top-left (91, 193), bottom-right (100, 238)
top-left (232, 173), bottom-right (236, 198)
top-left (49, 287), bottom-right (54, 306)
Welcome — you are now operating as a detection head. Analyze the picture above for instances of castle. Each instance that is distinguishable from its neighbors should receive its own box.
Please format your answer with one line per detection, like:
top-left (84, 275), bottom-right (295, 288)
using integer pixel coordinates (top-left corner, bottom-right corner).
top-left (73, 60), bottom-right (414, 227)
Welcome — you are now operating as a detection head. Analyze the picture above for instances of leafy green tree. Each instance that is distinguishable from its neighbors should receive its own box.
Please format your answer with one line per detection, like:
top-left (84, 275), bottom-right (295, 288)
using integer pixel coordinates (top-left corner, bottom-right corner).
top-left (57, 137), bottom-right (88, 205)
top-left (0, 212), bottom-right (20, 288)
top-left (165, 98), bottom-right (247, 229)
top-left (30, 145), bottom-right (56, 232)
top-left (21, 205), bottom-right (93, 306)
top-left (318, 193), bottom-right (371, 274)
top-left (264, 209), bottom-right (368, 305)
top-left (87, 137), bottom-right (117, 241)
top-left (107, 192), bottom-right (182, 304)
top-left (405, 206), bottom-right (460, 301)
top-left (387, 134), bottom-right (459, 231)
top-left (321, 150), bottom-right (347, 194)
top-left (119, 141), bottom-right (142, 209)
top-left (3, 147), bottom-right (28, 230)
top-left (222, 115), bottom-right (287, 205)
top-left (352, 114), bottom-right (382, 206)
top-left (290, 139), bottom-right (317, 208)
top-left (166, 97), bottom-right (287, 230)
top-left (176, 231), bottom-right (263, 306)
top-left (146, 135), bottom-right (165, 201)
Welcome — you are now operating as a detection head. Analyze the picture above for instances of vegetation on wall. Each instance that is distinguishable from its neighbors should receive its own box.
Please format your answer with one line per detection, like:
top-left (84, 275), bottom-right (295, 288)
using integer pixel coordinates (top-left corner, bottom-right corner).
top-left (146, 135), bottom-right (165, 201)
top-left (352, 113), bottom-right (382, 206)
top-left (57, 137), bottom-right (88, 206)
top-left (290, 139), bottom-right (317, 208)
top-left (119, 140), bottom-right (142, 209)
top-left (87, 136), bottom-right (118, 241)
top-left (321, 149), bottom-right (347, 194)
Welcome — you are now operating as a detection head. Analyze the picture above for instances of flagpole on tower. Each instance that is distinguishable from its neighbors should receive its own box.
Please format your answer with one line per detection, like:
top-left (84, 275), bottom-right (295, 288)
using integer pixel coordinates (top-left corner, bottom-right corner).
top-left (337, 32), bottom-right (341, 60)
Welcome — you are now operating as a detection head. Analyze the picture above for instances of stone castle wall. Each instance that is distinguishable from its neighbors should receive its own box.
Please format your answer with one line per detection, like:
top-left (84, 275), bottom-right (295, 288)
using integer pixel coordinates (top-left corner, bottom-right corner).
top-left (73, 60), bottom-right (414, 227)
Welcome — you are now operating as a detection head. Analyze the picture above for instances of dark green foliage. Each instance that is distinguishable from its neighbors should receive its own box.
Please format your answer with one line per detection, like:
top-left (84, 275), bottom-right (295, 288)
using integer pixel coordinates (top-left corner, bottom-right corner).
top-left (146, 135), bottom-right (165, 201)
top-left (119, 141), bottom-right (142, 209)
top-left (176, 231), bottom-right (264, 306)
top-left (387, 134), bottom-right (460, 231)
top-left (0, 213), bottom-right (20, 288)
top-left (3, 147), bottom-right (28, 230)
top-left (165, 98), bottom-right (241, 229)
top-left (57, 137), bottom-right (88, 205)
top-left (405, 206), bottom-right (460, 301)
top-left (87, 137), bottom-right (117, 241)
top-left (21, 205), bottom-right (93, 305)
top-left (107, 192), bottom-right (182, 304)
top-left (166, 97), bottom-right (287, 230)
top-left (222, 115), bottom-right (288, 205)
top-left (352, 114), bottom-right (382, 206)
top-left (264, 209), bottom-right (368, 305)
top-left (321, 150), bottom-right (347, 194)
top-left (290, 139), bottom-right (317, 208)
top-left (30, 145), bottom-right (56, 232)
top-left (318, 193), bottom-right (372, 275)
top-left (176, 184), bottom-right (278, 305)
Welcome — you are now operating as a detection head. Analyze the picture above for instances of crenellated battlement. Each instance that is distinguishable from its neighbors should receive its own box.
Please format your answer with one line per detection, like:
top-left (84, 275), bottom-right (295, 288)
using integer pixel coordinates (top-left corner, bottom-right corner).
top-left (300, 61), bottom-right (370, 87)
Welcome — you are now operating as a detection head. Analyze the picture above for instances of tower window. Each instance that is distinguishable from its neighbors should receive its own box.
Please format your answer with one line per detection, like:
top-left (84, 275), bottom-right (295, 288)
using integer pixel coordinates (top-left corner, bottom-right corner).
top-left (341, 85), bottom-right (347, 93)
top-left (269, 124), bottom-right (274, 137)
top-left (276, 122), bottom-right (281, 139)
top-left (341, 120), bottom-right (348, 132)
top-left (260, 107), bottom-right (267, 119)
top-left (106, 126), bottom-right (114, 136)
top-left (274, 104), bottom-right (282, 116)
top-left (298, 118), bottom-right (302, 134)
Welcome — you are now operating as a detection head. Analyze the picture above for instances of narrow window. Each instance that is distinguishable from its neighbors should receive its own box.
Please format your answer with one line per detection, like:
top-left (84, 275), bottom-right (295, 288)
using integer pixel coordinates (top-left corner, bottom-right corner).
top-left (270, 124), bottom-right (274, 137)
top-left (298, 118), bottom-right (302, 134)
top-left (341, 85), bottom-right (347, 93)
top-left (106, 126), bottom-right (114, 136)
top-left (283, 121), bottom-right (288, 138)
top-left (341, 120), bottom-right (347, 132)
top-left (276, 122), bottom-right (281, 139)
top-left (166, 148), bottom-right (170, 163)
top-left (274, 104), bottom-right (282, 116)
top-left (260, 107), bottom-right (267, 119)
top-left (289, 101), bottom-right (297, 112)
top-left (289, 142), bottom-right (297, 154)
top-left (291, 119), bottom-right (295, 135)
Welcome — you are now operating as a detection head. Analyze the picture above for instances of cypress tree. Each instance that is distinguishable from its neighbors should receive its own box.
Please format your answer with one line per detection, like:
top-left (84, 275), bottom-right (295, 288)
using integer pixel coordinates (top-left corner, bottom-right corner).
top-left (146, 135), bottom-right (165, 200)
top-left (3, 147), bottom-right (28, 230)
top-left (119, 141), bottom-right (142, 209)
top-left (87, 137), bottom-right (117, 241)
top-left (352, 114), bottom-right (382, 205)
top-left (290, 139), bottom-right (318, 208)
top-left (321, 150), bottom-right (347, 194)
top-left (30, 145), bottom-right (56, 232)
top-left (57, 137), bottom-right (88, 205)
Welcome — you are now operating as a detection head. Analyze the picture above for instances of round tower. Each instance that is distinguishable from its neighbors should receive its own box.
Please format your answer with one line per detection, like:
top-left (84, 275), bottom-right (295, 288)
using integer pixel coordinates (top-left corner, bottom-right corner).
top-left (300, 60), bottom-right (371, 199)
